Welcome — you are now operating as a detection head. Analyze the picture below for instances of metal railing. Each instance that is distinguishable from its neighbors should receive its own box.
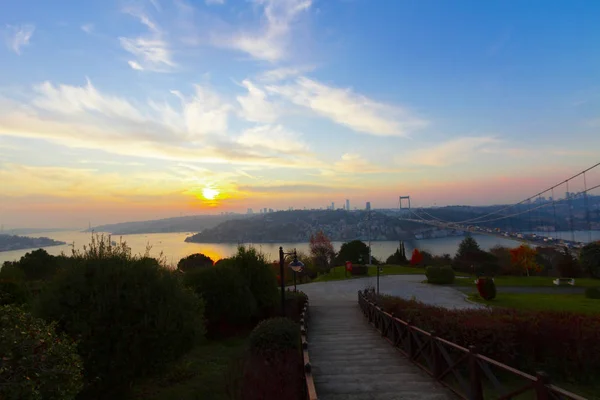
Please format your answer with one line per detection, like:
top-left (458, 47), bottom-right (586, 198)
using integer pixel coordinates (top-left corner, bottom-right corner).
top-left (300, 299), bottom-right (318, 400)
top-left (358, 291), bottom-right (587, 400)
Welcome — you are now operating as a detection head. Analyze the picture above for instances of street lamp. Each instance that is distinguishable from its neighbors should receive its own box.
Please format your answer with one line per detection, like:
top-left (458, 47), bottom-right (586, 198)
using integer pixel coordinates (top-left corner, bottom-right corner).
top-left (279, 247), bottom-right (305, 316)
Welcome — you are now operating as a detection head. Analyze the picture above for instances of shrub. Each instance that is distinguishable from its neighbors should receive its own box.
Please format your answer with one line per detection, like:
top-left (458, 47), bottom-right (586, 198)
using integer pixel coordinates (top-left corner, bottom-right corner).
top-left (425, 266), bottom-right (455, 284)
top-left (4, 249), bottom-right (60, 282)
top-left (376, 295), bottom-right (600, 380)
top-left (0, 279), bottom-right (30, 306)
top-left (249, 318), bottom-right (300, 359)
top-left (580, 241), bottom-right (600, 278)
top-left (0, 305), bottom-right (83, 400)
top-left (410, 249), bottom-right (423, 266)
top-left (35, 254), bottom-right (204, 398)
top-left (229, 246), bottom-right (279, 318)
top-left (283, 290), bottom-right (308, 321)
top-left (350, 264), bottom-right (369, 276)
top-left (476, 277), bottom-right (497, 300)
top-left (177, 253), bottom-right (214, 272)
top-left (184, 266), bottom-right (257, 336)
top-left (585, 287), bottom-right (600, 299)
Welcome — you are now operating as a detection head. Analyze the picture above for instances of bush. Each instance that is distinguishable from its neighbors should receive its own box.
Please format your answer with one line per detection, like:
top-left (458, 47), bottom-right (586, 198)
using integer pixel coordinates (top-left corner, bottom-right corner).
top-left (580, 241), bottom-right (600, 278)
top-left (283, 290), bottom-right (308, 321)
top-left (0, 279), bottom-right (30, 306)
top-left (377, 295), bottom-right (600, 381)
top-left (177, 253), bottom-right (214, 272)
top-left (229, 246), bottom-right (279, 318)
top-left (0, 305), bottom-right (83, 400)
top-left (35, 254), bottom-right (204, 398)
top-left (476, 277), bottom-right (497, 300)
top-left (184, 266), bottom-right (257, 336)
top-left (585, 287), bottom-right (600, 299)
top-left (3, 249), bottom-right (61, 282)
top-left (350, 264), bottom-right (369, 276)
top-left (425, 266), bottom-right (455, 284)
top-left (249, 318), bottom-right (300, 359)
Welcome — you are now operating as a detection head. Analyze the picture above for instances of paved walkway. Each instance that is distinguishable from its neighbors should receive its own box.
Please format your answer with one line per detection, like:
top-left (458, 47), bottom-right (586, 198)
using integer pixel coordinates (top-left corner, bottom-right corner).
top-left (302, 276), bottom-right (458, 400)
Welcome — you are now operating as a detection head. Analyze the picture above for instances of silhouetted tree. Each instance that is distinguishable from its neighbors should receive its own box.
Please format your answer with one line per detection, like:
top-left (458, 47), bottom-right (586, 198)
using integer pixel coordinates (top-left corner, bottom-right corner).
top-left (177, 253), bottom-right (214, 272)
top-left (336, 240), bottom-right (370, 265)
top-left (580, 241), bottom-right (600, 278)
top-left (309, 231), bottom-right (335, 274)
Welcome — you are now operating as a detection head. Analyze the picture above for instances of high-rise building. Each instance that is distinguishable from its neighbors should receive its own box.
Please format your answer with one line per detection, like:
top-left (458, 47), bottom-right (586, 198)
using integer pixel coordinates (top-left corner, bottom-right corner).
top-left (346, 199), bottom-right (350, 211)
top-left (331, 202), bottom-right (335, 210)
top-left (247, 208), bottom-right (253, 214)
top-left (264, 207), bottom-right (268, 214)
top-left (366, 201), bottom-right (371, 211)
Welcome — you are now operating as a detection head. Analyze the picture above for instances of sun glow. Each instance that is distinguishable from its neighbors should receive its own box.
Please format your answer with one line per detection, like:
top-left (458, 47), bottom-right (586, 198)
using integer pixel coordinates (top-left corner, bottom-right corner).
top-left (202, 187), bottom-right (220, 200)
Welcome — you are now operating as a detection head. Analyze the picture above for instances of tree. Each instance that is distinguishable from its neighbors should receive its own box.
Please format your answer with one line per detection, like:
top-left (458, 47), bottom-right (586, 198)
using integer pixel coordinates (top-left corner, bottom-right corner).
top-left (453, 236), bottom-right (483, 273)
top-left (309, 231), bottom-right (336, 274)
top-left (410, 249), bottom-right (423, 266)
top-left (490, 246), bottom-right (518, 275)
top-left (557, 248), bottom-right (581, 278)
top-left (7, 249), bottom-right (60, 281)
top-left (177, 253), bottom-right (214, 272)
top-left (336, 240), bottom-right (370, 265)
top-left (509, 245), bottom-right (541, 276)
top-left (580, 241), bottom-right (600, 278)
top-left (386, 242), bottom-right (408, 265)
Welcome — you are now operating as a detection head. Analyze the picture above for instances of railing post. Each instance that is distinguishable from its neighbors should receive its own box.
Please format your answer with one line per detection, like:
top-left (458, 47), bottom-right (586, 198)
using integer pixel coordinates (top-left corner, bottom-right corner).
top-left (534, 371), bottom-right (550, 400)
top-left (468, 345), bottom-right (484, 400)
top-left (431, 331), bottom-right (443, 379)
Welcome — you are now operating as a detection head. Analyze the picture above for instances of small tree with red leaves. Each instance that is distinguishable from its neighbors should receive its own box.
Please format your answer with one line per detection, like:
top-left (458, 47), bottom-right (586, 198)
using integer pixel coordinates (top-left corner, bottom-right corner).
top-left (410, 249), bottom-right (423, 266)
top-left (309, 230), bottom-right (335, 274)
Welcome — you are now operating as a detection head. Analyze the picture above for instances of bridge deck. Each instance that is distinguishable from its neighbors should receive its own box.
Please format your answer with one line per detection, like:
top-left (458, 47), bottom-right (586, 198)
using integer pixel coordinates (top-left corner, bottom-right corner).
top-left (309, 302), bottom-right (453, 400)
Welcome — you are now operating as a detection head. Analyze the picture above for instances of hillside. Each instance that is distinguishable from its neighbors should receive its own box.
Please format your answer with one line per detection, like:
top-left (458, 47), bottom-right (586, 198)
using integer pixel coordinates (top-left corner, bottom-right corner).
top-left (185, 210), bottom-right (425, 243)
top-left (90, 214), bottom-right (250, 235)
top-left (0, 234), bottom-right (66, 252)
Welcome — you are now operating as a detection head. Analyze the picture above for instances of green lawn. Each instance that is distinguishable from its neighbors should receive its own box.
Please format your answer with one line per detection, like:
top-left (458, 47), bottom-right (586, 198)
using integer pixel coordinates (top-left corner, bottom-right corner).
top-left (310, 265), bottom-right (428, 283)
top-left (468, 292), bottom-right (600, 314)
top-left (131, 336), bottom-right (247, 400)
top-left (457, 275), bottom-right (600, 288)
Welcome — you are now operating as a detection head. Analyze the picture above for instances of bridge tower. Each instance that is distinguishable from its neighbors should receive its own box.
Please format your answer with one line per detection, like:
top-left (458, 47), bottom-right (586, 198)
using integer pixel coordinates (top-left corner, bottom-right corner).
top-left (399, 196), bottom-right (411, 215)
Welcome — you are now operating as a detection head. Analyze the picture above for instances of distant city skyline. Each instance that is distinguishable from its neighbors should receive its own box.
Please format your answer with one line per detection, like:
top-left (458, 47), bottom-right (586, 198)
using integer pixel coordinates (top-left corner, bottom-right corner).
top-left (1, 0), bottom-right (599, 228)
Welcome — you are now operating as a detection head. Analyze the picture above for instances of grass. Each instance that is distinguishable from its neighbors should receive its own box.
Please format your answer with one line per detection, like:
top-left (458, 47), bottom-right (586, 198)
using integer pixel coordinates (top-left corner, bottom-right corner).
top-left (457, 275), bottom-right (600, 288)
top-left (468, 292), bottom-right (600, 314)
top-left (310, 265), bottom-right (429, 283)
top-left (131, 336), bottom-right (247, 400)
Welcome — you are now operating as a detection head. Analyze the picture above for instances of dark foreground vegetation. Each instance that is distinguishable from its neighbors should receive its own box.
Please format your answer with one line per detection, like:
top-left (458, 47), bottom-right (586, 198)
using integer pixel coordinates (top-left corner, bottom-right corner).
top-left (0, 235), bottom-right (308, 400)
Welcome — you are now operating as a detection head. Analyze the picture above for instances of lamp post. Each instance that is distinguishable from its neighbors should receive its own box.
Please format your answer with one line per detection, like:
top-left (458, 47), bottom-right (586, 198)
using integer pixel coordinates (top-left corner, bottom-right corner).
top-left (279, 247), bottom-right (305, 316)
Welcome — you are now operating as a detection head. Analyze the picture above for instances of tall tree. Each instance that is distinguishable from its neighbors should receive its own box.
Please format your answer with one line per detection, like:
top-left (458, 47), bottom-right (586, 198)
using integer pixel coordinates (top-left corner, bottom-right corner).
top-left (177, 253), bottom-right (214, 272)
top-left (580, 241), bottom-right (600, 278)
top-left (510, 245), bottom-right (541, 276)
top-left (453, 236), bottom-right (482, 273)
top-left (410, 249), bottom-right (423, 266)
top-left (309, 231), bottom-right (336, 274)
top-left (336, 240), bottom-right (370, 265)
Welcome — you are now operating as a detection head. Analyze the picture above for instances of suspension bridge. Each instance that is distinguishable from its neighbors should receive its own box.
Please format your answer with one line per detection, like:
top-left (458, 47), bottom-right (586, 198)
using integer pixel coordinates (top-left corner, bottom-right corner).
top-left (400, 162), bottom-right (600, 250)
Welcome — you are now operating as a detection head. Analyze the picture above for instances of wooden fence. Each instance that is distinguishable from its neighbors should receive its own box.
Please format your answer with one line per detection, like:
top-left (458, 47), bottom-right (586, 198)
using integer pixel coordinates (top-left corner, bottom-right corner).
top-left (358, 291), bottom-right (587, 400)
top-left (300, 299), bottom-right (318, 400)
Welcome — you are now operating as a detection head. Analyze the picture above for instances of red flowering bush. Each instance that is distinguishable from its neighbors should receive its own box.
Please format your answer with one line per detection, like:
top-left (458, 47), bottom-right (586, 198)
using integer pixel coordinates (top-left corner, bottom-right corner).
top-left (410, 249), bottom-right (423, 266)
top-left (376, 295), bottom-right (600, 380)
top-left (476, 277), bottom-right (496, 300)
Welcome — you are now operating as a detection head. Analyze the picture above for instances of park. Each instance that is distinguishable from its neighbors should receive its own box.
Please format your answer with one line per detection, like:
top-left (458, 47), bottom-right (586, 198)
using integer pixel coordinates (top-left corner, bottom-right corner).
top-left (1, 232), bottom-right (600, 399)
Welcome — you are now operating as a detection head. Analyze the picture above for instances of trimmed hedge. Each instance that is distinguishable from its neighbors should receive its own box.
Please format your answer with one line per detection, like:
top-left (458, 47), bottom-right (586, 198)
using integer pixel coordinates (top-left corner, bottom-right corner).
top-left (0, 305), bottom-right (83, 400)
top-left (35, 256), bottom-right (204, 398)
top-left (350, 265), bottom-right (369, 276)
top-left (249, 317), bottom-right (300, 359)
top-left (477, 277), bottom-right (497, 300)
top-left (184, 266), bottom-right (257, 335)
top-left (585, 287), bottom-right (600, 299)
top-left (376, 294), bottom-right (600, 381)
top-left (425, 265), bottom-right (455, 284)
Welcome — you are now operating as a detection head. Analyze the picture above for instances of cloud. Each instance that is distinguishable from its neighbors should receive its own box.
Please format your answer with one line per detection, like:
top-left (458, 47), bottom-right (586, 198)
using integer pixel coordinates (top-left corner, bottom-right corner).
top-left (237, 125), bottom-right (309, 154)
top-left (81, 23), bottom-right (94, 34)
top-left (266, 77), bottom-right (428, 136)
top-left (119, 8), bottom-right (175, 71)
top-left (214, 0), bottom-right (312, 62)
top-left (205, 0), bottom-right (225, 4)
top-left (128, 60), bottom-right (144, 70)
top-left (236, 79), bottom-right (279, 123)
top-left (404, 137), bottom-right (499, 167)
top-left (5, 24), bottom-right (35, 55)
top-left (238, 183), bottom-right (357, 194)
top-left (0, 79), bottom-right (321, 170)
top-left (258, 66), bottom-right (313, 82)
top-left (332, 153), bottom-right (399, 174)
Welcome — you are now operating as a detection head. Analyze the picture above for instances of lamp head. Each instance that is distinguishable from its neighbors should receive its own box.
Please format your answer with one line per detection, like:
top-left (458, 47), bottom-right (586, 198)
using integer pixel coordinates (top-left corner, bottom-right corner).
top-left (289, 258), bottom-right (305, 272)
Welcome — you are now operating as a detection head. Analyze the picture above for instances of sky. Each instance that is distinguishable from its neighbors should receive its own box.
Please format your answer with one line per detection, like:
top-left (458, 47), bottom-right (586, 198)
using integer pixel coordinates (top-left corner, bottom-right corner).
top-left (1, 0), bottom-right (599, 229)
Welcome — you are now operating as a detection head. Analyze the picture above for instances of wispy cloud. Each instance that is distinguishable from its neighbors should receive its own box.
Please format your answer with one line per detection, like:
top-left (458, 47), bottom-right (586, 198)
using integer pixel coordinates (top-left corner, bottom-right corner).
top-left (214, 0), bottom-right (312, 62)
top-left (5, 24), bottom-right (35, 55)
top-left (236, 79), bottom-right (279, 123)
top-left (266, 77), bottom-right (428, 136)
top-left (404, 137), bottom-right (499, 167)
top-left (81, 23), bottom-right (94, 34)
top-left (258, 66), bottom-right (313, 82)
top-left (205, 0), bottom-right (225, 5)
top-left (237, 125), bottom-right (309, 154)
top-left (119, 8), bottom-right (175, 72)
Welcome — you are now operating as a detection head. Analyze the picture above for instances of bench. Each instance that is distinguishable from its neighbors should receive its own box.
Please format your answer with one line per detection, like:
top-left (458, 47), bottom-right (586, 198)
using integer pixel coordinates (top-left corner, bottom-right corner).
top-left (553, 278), bottom-right (575, 286)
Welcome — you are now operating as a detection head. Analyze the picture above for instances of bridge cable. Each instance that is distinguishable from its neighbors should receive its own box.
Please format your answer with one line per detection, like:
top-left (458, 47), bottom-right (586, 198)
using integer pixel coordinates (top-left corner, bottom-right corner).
top-left (584, 172), bottom-right (592, 244)
top-left (551, 187), bottom-right (558, 240)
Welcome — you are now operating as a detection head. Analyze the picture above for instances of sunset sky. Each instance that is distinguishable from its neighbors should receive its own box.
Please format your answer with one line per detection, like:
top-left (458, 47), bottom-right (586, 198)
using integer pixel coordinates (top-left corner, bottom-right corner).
top-left (1, 0), bottom-right (599, 228)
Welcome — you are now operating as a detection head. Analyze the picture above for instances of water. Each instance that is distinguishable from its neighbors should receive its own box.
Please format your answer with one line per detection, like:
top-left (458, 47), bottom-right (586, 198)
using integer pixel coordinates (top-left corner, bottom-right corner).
top-left (1, 230), bottom-right (598, 266)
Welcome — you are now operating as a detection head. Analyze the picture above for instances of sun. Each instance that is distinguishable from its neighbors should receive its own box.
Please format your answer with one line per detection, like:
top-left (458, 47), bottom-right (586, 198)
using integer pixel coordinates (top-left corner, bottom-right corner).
top-left (202, 187), bottom-right (219, 200)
